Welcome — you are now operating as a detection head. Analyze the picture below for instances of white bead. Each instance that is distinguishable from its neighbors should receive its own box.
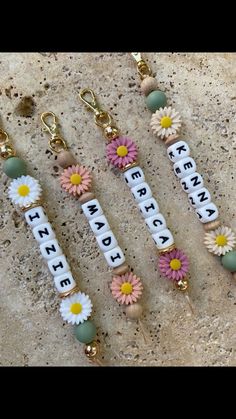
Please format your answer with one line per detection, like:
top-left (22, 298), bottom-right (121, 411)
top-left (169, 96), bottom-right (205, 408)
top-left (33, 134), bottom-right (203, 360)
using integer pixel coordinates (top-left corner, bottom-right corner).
top-left (32, 222), bottom-right (55, 244)
top-left (96, 230), bottom-right (118, 253)
top-left (89, 214), bottom-right (110, 236)
top-left (152, 228), bottom-right (174, 250)
top-left (195, 203), bottom-right (219, 223)
top-left (54, 271), bottom-right (76, 294)
top-left (138, 198), bottom-right (159, 219)
top-left (25, 206), bottom-right (48, 228)
top-left (103, 246), bottom-right (125, 268)
top-left (145, 213), bottom-right (167, 234)
top-left (131, 182), bottom-right (152, 203)
top-left (48, 255), bottom-right (69, 276)
top-left (81, 199), bottom-right (103, 220)
top-left (167, 141), bottom-right (190, 163)
top-left (180, 172), bottom-right (204, 194)
top-left (173, 157), bottom-right (196, 179)
top-left (39, 239), bottom-right (62, 261)
top-left (188, 187), bottom-right (211, 209)
top-left (123, 166), bottom-right (145, 188)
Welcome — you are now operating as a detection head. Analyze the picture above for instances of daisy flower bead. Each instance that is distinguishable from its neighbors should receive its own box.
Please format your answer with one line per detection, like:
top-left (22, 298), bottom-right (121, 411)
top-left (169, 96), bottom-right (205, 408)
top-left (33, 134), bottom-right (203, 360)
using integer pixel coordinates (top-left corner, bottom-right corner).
top-left (110, 272), bottom-right (143, 305)
top-left (150, 106), bottom-right (182, 140)
top-left (159, 248), bottom-right (189, 281)
top-left (106, 137), bottom-right (138, 169)
top-left (60, 164), bottom-right (92, 197)
top-left (8, 175), bottom-right (42, 207)
top-left (204, 226), bottom-right (236, 256)
top-left (60, 292), bottom-right (92, 325)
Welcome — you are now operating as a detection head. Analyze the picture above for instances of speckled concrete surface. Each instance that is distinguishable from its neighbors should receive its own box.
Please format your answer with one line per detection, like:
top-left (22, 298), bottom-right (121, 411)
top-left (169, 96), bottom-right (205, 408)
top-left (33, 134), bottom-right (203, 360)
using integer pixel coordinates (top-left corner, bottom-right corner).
top-left (0, 53), bottom-right (236, 366)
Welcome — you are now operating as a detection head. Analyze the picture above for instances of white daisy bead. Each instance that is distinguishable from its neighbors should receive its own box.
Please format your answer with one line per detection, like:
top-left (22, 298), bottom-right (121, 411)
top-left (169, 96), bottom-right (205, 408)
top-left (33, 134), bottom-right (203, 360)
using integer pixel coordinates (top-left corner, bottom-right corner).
top-left (195, 203), bottom-right (219, 223)
top-left (131, 182), bottom-right (152, 203)
top-left (32, 222), bottom-right (56, 244)
top-left (103, 246), bottom-right (125, 268)
top-left (96, 230), bottom-right (118, 253)
top-left (167, 141), bottom-right (190, 163)
top-left (173, 157), bottom-right (196, 179)
top-left (48, 255), bottom-right (70, 276)
top-left (139, 197), bottom-right (159, 219)
top-left (40, 239), bottom-right (62, 260)
top-left (8, 175), bottom-right (42, 208)
top-left (89, 214), bottom-right (110, 236)
top-left (60, 292), bottom-right (92, 325)
top-left (124, 166), bottom-right (145, 188)
top-left (188, 187), bottom-right (211, 209)
top-left (150, 106), bottom-right (182, 139)
top-left (152, 228), bottom-right (174, 250)
top-left (180, 172), bottom-right (204, 194)
top-left (81, 198), bottom-right (103, 220)
top-left (25, 206), bottom-right (48, 228)
top-left (54, 271), bottom-right (77, 294)
top-left (145, 213), bottom-right (167, 234)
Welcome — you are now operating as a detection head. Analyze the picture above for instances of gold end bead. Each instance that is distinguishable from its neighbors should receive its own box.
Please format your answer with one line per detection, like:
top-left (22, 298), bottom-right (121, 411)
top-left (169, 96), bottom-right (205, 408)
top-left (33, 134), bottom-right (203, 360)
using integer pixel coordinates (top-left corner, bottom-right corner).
top-left (158, 243), bottom-right (176, 255)
top-left (0, 144), bottom-right (16, 159)
top-left (175, 277), bottom-right (189, 292)
top-left (21, 199), bottom-right (44, 213)
top-left (121, 161), bottom-right (138, 173)
top-left (103, 126), bottom-right (120, 141)
top-left (84, 340), bottom-right (100, 360)
top-left (59, 286), bottom-right (79, 299)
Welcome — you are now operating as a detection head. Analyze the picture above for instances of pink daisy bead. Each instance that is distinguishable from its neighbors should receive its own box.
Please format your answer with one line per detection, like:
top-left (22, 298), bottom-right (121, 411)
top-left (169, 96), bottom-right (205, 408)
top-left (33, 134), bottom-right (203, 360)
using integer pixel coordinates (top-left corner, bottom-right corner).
top-left (60, 164), bottom-right (92, 197)
top-left (110, 272), bottom-right (143, 305)
top-left (106, 136), bottom-right (138, 168)
top-left (158, 248), bottom-right (189, 281)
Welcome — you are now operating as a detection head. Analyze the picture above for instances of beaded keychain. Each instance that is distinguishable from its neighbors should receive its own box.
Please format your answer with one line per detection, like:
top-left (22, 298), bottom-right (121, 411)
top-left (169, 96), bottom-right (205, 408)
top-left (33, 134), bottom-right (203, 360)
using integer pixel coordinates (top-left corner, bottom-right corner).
top-left (130, 53), bottom-right (236, 277)
top-left (0, 124), bottom-right (103, 365)
top-left (40, 112), bottom-right (145, 328)
top-left (79, 89), bottom-right (193, 311)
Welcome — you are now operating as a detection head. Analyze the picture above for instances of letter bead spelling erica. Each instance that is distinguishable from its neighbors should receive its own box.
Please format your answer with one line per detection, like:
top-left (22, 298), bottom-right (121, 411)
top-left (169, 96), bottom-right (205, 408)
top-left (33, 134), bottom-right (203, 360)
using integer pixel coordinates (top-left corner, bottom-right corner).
top-left (139, 197), bottom-right (159, 218)
top-left (123, 166), bottom-right (145, 187)
top-left (131, 182), bottom-right (152, 203)
top-left (152, 228), bottom-right (174, 250)
top-left (145, 213), bottom-right (167, 234)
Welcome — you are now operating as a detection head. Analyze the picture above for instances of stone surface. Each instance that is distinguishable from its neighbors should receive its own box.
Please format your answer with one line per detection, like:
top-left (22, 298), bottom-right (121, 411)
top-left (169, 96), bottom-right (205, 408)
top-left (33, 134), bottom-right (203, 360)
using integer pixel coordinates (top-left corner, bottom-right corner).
top-left (0, 53), bottom-right (236, 366)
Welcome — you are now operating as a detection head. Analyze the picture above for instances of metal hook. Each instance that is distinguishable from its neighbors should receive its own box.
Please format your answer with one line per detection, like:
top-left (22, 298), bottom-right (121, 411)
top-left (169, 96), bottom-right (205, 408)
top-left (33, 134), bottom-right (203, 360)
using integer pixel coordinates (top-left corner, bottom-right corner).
top-left (131, 52), bottom-right (152, 79)
top-left (79, 88), bottom-right (112, 128)
top-left (0, 128), bottom-right (9, 144)
top-left (41, 111), bottom-right (59, 138)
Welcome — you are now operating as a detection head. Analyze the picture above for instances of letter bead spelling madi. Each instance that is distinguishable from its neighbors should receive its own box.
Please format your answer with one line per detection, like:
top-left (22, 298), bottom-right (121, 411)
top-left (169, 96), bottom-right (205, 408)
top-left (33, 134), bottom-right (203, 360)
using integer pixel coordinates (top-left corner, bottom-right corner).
top-left (131, 53), bottom-right (236, 278)
top-left (79, 89), bottom-right (194, 312)
top-left (40, 112), bottom-right (146, 330)
top-left (0, 125), bottom-right (102, 365)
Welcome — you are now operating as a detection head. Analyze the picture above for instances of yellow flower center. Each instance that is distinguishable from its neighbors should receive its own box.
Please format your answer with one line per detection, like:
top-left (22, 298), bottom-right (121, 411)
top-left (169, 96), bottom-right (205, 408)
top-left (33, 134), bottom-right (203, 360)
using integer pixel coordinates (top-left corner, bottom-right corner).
top-left (215, 235), bottom-right (227, 246)
top-left (160, 116), bottom-right (172, 128)
top-left (70, 303), bottom-right (82, 315)
top-left (170, 258), bottom-right (182, 271)
top-left (18, 185), bottom-right (30, 197)
top-left (70, 174), bottom-right (82, 185)
top-left (121, 282), bottom-right (133, 295)
top-left (117, 145), bottom-right (128, 157)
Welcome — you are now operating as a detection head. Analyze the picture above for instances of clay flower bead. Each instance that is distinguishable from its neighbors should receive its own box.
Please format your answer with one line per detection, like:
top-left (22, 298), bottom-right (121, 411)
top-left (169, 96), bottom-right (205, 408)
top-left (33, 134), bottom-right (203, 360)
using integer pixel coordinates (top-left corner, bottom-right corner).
top-left (150, 106), bottom-right (182, 139)
top-left (159, 248), bottom-right (189, 281)
top-left (110, 272), bottom-right (143, 305)
top-left (60, 164), bottom-right (92, 197)
top-left (204, 226), bottom-right (236, 256)
top-left (8, 175), bottom-right (42, 207)
top-left (106, 137), bottom-right (138, 168)
top-left (60, 292), bottom-right (93, 325)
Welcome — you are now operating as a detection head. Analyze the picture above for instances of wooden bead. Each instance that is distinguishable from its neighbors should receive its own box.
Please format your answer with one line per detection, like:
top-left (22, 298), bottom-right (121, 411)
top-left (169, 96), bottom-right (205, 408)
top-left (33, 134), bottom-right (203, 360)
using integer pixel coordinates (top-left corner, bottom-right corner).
top-left (140, 76), bottom-right (158, 96)
top-left (164, 134), bottom-right (180, 146)
top-left (112, 263), bottom-right (129, 275)
top-left (125, 303), bottom-right (143, 319)
top-left (232, 272), bottom-right (236, 281)
top-left (57, 151), bottom-right (77, 168)
top-left (203, 220), bottom-right (221, 231)
top-left (78, 192), bottom-right (95, 204)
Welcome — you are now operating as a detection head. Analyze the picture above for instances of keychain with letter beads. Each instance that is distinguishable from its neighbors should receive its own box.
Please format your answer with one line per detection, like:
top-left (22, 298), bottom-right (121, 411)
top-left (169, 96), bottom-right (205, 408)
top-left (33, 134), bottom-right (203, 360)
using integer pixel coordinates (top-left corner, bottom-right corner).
top-left (79, 89), bottom-right (193, 312)
top-left (0, 124), bottom-right (103, 365)
top-left (131, 53), bottom-right (236, 278)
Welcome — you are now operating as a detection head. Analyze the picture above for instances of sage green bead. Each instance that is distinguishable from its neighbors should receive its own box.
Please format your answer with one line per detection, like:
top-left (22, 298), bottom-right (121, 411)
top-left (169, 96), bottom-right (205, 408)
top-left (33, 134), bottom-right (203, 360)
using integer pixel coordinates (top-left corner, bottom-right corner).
top-left (146, 90), bottom-right (167, 112)
top-left (75, 320), bottom-right (97, 344)
top-left (221, 251), bottom-right (236, 272)
top-left (3, 157), bottom-right (27, 179)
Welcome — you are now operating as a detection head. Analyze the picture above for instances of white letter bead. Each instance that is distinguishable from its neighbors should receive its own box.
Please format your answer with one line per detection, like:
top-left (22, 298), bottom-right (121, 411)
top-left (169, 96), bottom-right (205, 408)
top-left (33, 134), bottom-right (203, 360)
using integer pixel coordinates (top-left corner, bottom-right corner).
top-left (188, 187), bottom-right (211, 209)
top-left (81, 199), bottom-right (103, 220)
top-left (139, 198), bottom-right (159, 219)
top-left (145, 213), bottom-right (167, 234)
top-left (40, 239), bottom-right (62, 261)
top-left (48, 255), bottom-right (69, 276)
top-left (167, 141), bottom-right (190, 163)
top-left (123, 166), bottom-right (145, 188)
top-left (96, 230), bottom-right (118, 253)
top-left (195, 202), bottom-right (219, 223)
top-left (131, 182), bottom-right (152, 203)
top-left (89, 215), bottom-right (110, 236)
top-left (103, 246), bottom-right (125, 268)
top-left (25, 206), bottom-right (48, 228)
top-left (54, 271), bottom-right (76, 294)
top-left (152, 229), bottom-right (174, 250)
top-left (32, 222), bottom-right (55, 244)
top-left (180, 172), bottom-right (204, 194)
top-left (173, 157), bottom-right (196, 179)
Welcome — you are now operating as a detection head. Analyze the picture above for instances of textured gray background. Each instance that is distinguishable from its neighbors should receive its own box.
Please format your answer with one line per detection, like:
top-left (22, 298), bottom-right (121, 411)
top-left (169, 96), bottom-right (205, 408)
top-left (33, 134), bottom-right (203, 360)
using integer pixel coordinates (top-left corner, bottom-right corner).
top-left (0, 53), bottom-right (236, 366)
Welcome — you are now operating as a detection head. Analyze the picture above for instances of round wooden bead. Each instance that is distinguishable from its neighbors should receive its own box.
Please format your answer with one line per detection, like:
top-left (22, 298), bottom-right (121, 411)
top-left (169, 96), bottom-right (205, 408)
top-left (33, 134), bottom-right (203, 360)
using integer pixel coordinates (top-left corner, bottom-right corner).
top-left (78, 192), bottom-right (95, 204)
top-left (75, 320), bottom-right (97, 344)
top-left (125, 303), bottom-right (143, 319)
top-left (221, 251), bottom-right (236, 272)
top-left (3, 157), bottom-right (27, 178)
top-left (146, 90), bottom-right (167, 112)
top-left (112, 264), bottom-right (129, 275)
top-left (203, 220), bottom-right (221, 232)
top-left (140, 76), bottom-right (158, 96)
top-left (57, 151), bottom-right (77, 168)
